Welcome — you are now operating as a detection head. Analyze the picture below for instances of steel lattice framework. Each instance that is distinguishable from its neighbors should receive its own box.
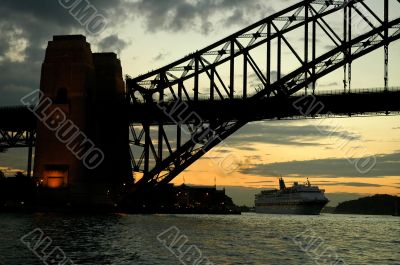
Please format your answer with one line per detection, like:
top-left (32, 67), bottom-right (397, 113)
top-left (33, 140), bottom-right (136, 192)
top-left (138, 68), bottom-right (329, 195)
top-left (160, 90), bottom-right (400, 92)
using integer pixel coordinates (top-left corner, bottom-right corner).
top-left (0, 129), bottom-right (36, 177)
top-left (127, 0), bottom-right (400, 187)
top-left (0, 106), bottom-right (36, 149)
top-left (0, 130), bottom-right (35, 149)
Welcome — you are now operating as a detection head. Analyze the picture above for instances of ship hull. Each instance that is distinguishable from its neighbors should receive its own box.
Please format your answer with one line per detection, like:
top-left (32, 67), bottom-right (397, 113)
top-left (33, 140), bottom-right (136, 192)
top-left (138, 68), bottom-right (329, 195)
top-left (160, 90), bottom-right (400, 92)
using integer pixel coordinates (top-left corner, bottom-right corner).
top-left (255, 201), bottom-right (328, 215)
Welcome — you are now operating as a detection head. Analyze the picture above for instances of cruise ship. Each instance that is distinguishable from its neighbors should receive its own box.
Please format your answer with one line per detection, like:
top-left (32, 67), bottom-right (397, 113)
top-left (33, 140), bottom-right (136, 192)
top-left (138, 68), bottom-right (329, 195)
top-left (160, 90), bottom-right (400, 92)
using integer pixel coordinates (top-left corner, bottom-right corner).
top-left (255, 177), bottom-right (329, 215)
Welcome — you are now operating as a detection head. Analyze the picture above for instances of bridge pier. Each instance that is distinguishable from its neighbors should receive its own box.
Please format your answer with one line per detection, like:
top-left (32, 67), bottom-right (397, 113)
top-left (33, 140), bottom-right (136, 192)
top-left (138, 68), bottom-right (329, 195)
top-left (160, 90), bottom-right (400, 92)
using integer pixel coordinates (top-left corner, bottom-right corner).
top-left (33, 35), bottom-right (132, 209)
top-left (26, 130), bottom-right (34, 178)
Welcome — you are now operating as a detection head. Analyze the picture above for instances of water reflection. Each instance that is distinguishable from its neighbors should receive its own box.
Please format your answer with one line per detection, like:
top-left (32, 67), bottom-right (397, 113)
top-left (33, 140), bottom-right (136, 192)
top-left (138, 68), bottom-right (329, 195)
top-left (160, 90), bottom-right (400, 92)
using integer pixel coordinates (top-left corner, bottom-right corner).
top-left (0, 213), bottom-right (398, 265)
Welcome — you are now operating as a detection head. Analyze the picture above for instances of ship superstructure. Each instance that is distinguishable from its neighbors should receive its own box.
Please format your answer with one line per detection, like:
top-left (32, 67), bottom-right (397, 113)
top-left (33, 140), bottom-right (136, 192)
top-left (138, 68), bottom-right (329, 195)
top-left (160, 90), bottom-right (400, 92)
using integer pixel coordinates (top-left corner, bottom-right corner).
top-left (255, 178), bottom-right (329, 215)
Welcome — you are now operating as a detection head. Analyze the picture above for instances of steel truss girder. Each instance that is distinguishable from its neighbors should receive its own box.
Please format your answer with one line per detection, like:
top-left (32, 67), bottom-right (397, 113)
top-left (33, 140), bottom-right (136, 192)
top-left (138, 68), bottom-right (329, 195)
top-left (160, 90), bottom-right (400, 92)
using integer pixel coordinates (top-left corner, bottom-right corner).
top-left (127, 1), bottom-right (358, 96)
top-left (0, 129), bottom-right (36, 149)
top-left (127, 0), bottom-right (400, 188)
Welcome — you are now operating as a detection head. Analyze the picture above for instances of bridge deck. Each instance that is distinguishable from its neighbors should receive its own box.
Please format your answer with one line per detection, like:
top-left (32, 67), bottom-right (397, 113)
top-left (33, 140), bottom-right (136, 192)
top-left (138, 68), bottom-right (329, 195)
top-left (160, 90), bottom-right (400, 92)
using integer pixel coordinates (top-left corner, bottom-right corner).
top-left (0, 106), bottom-right (37, 130)
top-left (1, 89), bottom-right (399, 132)
top-left (129, 89), bottom-right (400, 124)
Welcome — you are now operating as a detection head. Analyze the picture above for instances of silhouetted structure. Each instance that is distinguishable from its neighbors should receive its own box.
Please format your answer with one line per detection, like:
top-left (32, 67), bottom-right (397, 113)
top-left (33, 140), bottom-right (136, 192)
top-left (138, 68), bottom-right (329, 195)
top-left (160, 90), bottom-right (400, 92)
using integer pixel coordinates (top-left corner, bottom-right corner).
top-left (0, 172), bottom-right (35, 211)
top-left (34, 35), bottom-right (132, 208)
top-left (124, 184), bottom-right (239, 214)
top-left (0, 0), bottom-right (400, 210)
top-left (335, 194), bottom-right (400, 215)
top-left (125, 0), bottom-right (400, 190)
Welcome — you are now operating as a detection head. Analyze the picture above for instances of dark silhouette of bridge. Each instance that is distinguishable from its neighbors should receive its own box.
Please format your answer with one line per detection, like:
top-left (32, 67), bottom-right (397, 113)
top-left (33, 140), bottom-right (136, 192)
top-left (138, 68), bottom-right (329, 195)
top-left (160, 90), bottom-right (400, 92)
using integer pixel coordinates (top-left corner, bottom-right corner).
top-left (1, 0), bottom-right (400, 205)
top-left (124, 0), bottom-right (400, 189)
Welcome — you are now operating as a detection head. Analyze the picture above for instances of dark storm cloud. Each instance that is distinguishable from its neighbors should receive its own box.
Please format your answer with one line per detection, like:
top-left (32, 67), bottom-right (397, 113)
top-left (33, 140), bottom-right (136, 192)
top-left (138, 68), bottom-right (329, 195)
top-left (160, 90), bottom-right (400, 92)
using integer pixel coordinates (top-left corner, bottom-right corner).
top-left (97, 34), bottom-right (128, 52)
top-left (0, 0), bottom-right (278, 106)
top-left (226, 122), bottom-right (360, 147)
top-left (0, 61), bottom-right (42, 104)
top-left (0, 148), bottom-right (31, 176)
top-left (153, 120), bottom-right (348, 153)
top-left (197, 122), bottom-right (362, 174)
top-left (131, 0), bottom-right (274, 34)
top-left (0, 0), bottom-right (128, 106)
top-left (239, 151), bottom-right (400, 178)
top-left (244, 180), bottom-right (275, 184)
top-left (245, 180), bottom-right (384, 188)
top-left (313, 182), bottom-right (383, 187)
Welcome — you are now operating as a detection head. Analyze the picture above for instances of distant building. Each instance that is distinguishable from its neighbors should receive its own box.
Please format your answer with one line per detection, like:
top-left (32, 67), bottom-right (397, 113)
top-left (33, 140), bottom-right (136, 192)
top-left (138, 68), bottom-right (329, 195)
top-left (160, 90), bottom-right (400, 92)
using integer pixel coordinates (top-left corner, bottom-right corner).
top-left (175, 184), bottom-right (231, 210)
top-left (124, 183), bottom-right (239, 214)
top-left (0, 172), bottom-right (35, 210)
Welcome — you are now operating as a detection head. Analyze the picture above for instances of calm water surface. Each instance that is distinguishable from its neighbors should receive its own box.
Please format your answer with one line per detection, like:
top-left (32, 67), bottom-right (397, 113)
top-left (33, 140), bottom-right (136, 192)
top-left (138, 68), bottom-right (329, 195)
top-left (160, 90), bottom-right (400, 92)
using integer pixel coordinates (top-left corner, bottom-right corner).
top-left (0, 213), bottom-right (398, 265)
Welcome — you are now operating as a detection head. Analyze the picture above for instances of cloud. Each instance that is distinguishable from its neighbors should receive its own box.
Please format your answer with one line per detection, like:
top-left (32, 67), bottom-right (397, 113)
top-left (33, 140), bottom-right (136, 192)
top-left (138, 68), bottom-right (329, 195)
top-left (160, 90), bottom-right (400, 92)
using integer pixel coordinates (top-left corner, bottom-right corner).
top-left (131, 0), bottom-right (274, 34)
top-left (160, 121), bottom-right (357, 153)
top-left (0, 148), bottom-right (30, 176)
top-left (0, 0), bottom-right (129, 106)
top-left (226, 122), bottom-right (360, 147)
top-left (239, 151), bottom-right (400, 178)
top-left (0, 60), bottom-right (42, 106)
top-left (318, 82), bottom-right (339, 88)
top-left (0, 1), bottom-right (74, 106)
top-left (248, 71), bottom-right (280, 89)
top-left (97, 34), bottom-right (128, 52)
top-left (152, 52), bottom-right (170, 62)
top-left (312, 182), bottom-right (383, 187)
top-left (244, 180), bottom-right (275, 184)
top-left (0, 0), bottom-right (278, 106)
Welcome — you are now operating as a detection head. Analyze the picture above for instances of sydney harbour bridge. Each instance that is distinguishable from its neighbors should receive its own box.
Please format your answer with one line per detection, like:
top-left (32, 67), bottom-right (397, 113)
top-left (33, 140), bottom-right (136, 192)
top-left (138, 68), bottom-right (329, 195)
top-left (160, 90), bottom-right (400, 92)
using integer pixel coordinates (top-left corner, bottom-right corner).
top-left (0, 0), bottom-right (399, 202)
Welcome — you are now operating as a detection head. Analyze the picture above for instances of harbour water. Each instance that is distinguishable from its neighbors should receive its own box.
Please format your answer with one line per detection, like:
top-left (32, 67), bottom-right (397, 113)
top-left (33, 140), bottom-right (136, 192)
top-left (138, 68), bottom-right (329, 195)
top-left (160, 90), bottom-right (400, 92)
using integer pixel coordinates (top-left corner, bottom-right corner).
top-left (0, 213), bottom-right (398, 265)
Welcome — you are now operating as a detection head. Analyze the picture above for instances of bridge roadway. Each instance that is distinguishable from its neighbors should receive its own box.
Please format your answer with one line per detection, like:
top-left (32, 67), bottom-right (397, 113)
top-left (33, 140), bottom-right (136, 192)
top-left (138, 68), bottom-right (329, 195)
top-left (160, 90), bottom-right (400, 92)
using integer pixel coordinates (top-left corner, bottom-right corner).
top-left (1, 88), bottom-right (400, 130)
top-left (129, 88), bottom-right (400, 124)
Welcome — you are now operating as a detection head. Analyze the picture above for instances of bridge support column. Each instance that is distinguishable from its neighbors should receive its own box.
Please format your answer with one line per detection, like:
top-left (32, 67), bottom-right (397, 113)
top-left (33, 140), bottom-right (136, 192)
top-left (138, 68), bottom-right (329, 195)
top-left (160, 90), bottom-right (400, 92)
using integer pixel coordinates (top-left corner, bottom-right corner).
top-left (26, 130), bottom-right (33, 178)
top-left (384, 0), bottom-right (389, 92)
top-left (33, 35), bottom-right (132, 209)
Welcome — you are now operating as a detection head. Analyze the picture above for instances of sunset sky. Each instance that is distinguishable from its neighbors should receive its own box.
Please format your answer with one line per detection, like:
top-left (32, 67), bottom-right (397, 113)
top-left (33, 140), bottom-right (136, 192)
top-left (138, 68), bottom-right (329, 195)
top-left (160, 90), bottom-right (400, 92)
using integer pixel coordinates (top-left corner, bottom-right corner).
top-left (0, 0), bottom-right (399, 206)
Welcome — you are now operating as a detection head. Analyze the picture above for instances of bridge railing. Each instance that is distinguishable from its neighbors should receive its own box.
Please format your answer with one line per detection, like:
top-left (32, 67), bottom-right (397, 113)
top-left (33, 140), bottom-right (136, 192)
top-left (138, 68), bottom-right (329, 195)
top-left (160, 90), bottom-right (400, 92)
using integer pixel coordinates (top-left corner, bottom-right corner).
top-left (130, 87), bottom-right (400, 104)
top-left (291, 86), bottom-right (400, 97)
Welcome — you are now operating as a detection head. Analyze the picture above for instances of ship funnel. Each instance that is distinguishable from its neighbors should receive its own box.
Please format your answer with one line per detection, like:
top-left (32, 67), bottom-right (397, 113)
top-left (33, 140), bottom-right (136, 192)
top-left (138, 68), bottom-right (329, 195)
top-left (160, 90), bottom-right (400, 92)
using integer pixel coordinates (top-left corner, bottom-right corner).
top-left (279, 177), bottom-right (286, 190)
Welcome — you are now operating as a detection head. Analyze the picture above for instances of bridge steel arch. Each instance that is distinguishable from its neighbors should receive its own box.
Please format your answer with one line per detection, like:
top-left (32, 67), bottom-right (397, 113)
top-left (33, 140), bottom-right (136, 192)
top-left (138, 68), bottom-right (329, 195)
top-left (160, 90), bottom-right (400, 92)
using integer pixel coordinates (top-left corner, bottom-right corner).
top-left (125, 1), bottom-right (400, 187)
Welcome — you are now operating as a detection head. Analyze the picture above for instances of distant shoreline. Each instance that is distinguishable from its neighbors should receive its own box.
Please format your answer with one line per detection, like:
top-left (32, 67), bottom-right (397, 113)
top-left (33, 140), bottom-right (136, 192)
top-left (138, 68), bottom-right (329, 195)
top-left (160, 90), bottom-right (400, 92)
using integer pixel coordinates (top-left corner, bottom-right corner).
top-left (325, 194), bottom-right (399, 216)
